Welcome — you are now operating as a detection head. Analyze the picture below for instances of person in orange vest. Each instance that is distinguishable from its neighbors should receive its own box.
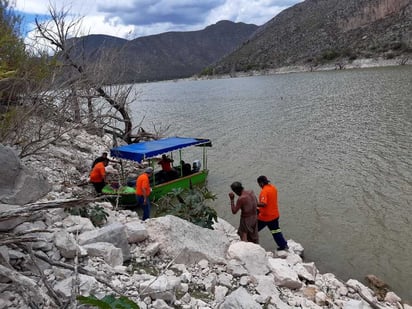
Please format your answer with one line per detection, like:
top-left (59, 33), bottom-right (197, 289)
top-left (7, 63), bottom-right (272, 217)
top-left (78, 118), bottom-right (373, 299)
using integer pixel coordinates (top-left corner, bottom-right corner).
top-left (136, 167), bottom-right (154, 220)
top-left (89, 158), bottom-right (109, 195)
top-left (256, 175), bottom-right (289, 251)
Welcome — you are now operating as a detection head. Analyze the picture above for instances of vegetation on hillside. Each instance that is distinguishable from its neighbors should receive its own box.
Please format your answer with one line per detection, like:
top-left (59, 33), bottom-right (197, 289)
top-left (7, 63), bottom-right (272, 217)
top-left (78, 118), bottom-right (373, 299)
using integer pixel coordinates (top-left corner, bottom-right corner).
top-left (0, 2), bottom-right (164, 158)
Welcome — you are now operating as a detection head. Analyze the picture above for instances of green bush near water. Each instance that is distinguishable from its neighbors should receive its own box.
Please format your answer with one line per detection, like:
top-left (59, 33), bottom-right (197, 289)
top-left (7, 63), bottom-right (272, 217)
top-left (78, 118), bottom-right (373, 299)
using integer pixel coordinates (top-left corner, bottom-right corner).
top-left (155, 187), bottom-right (218, 229)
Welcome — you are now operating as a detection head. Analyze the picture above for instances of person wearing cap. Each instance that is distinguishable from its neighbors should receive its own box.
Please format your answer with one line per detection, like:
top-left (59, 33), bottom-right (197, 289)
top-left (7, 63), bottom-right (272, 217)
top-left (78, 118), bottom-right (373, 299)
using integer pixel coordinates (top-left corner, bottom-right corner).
top-left (229, 181), bottom-right (259, 243)
top-left (136, 167), bottom-right (154, 220)
top-left (256, 175), bottom-right (289, 251)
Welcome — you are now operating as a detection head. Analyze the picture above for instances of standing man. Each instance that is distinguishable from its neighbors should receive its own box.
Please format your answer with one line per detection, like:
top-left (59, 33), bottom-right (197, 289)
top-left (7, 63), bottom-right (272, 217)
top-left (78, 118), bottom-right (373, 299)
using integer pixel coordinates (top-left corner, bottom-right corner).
top-left (256, 175), bottom-right (289, 251)
top-left (229, 181), bottom-right (259, 244)
top-left (89, 158), bottom-right (109, 195)
top-left (136, 167), bottom-right (154, 220)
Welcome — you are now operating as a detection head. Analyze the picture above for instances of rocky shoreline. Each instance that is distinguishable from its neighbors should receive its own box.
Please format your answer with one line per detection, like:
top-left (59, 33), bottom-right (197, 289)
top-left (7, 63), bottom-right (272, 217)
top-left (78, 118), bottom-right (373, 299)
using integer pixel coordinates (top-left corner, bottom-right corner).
top-left (1, 128), bottom-right (410, 308)
top-left (194, 57), bottom-right (411, 80)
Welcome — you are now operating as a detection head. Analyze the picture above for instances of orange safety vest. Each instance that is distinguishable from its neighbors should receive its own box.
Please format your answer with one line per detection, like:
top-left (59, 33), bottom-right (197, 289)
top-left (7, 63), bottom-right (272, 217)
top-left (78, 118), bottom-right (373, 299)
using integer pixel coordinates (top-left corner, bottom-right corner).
top-left (89, 162), bottom-right (106, 183)
top-left (258, 183), bottom-right (279, 221)
top-left (136, 173), bottom-right (151, 196)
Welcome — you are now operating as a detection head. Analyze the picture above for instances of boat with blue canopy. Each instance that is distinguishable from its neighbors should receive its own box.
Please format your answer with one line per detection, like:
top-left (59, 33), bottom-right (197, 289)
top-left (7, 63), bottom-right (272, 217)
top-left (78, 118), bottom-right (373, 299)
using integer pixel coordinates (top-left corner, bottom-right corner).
top-left (102, 136), bottom-right (212, 204)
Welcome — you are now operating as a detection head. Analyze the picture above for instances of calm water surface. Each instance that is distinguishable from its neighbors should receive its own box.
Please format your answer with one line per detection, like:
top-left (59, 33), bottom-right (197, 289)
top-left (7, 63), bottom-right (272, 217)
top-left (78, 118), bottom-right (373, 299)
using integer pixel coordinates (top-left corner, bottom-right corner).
top-left (130, 66), bottom-right (412, 300)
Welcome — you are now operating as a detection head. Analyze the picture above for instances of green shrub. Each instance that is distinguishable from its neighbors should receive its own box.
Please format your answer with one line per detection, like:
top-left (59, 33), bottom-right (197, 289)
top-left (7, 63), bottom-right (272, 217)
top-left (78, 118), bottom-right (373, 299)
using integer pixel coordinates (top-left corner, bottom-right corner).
top-left (155, 187), bottom-right (218, 229)
top-left (67, 205), bottom-right (109, 227)
top-left (77, 294), bottom-right (139, 309)
top-left (322, 49), bottom-right (340, 61)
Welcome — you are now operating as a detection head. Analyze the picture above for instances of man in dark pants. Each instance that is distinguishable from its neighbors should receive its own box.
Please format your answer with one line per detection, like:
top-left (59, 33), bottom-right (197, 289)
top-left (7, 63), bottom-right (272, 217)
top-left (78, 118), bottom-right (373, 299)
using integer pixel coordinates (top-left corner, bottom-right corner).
top-left (256, 175), bottom-right (288, 251)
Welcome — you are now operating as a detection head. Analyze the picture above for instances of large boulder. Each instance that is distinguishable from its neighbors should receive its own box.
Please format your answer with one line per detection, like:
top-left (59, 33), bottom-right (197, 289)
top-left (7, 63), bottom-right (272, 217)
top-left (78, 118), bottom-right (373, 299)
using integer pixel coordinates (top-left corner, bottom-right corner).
top-left (0, 145), bottom-right (50, 205)
top-left (226, 241), bottom-right (270, 276)
top-left (145, 215), bottom-right (231, 264)
top-left (78, 222), bottom-right (130, 261)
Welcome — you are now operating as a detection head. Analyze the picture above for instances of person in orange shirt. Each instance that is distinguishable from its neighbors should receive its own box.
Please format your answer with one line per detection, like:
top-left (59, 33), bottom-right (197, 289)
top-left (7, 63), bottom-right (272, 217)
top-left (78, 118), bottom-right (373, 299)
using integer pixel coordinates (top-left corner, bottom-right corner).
top-left (89, 159), bottom-right (109, 194)
top-left (158, 154), bottom-right (177, 182)
top-left (136, 167), bottom-right (154, 220)
top-left (257, 175), bottom-right (289, 251)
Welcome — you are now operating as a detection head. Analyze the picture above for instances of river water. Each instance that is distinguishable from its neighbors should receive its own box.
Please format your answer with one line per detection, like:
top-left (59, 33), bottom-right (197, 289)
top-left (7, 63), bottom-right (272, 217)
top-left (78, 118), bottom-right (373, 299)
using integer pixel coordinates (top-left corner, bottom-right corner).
top-left (129, 66), bottom-right (412, 300)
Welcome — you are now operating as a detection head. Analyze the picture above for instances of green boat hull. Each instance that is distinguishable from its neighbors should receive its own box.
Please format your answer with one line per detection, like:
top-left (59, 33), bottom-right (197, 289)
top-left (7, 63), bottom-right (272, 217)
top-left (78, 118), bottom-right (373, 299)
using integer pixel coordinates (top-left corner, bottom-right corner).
top-left (102, 170), bottom-right (208, 205)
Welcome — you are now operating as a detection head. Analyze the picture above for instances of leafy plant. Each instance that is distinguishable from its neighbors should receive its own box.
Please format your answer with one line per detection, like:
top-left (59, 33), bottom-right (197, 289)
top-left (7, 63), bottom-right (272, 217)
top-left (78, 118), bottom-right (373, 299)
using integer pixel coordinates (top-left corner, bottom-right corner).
top-left (155, 187), bottom-right (218, 229)
top-left (77, 294), bottom-right (139, 309)
top-left (89, 205), bottom-right (109, 227)
top-left (66, 205), bottom-right (109, 227)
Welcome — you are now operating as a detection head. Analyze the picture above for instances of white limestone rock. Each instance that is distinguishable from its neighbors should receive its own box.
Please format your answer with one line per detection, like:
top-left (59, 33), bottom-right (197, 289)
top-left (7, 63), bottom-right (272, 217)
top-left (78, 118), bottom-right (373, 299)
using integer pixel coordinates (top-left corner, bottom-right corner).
top-left (226, 259), bottom-right (248, 277)
top-left (78, 222), bottom-right (130, 261)
top-left (54, 230), bottom-right (81, 259)
top-left (54, 274), bottom-right (98, 297)
top-left (139, 275), bottom-right (180, 303)
top-left (82, 242), bottom-right (123, 267)
top-left (384, 291), bottom-right (401, 303)
top-left (125, 220), bottom-right (148, 243)
top-left (214, 285), bottom-right (229, 303)
top-left (226, 241), bottom-right (269, 276)
top-left (62, 215), bottom-right (95, 233)
top-left (145, 215), bottom-right (230, 264)
top-left (267, 258), bottom-right (302, 289)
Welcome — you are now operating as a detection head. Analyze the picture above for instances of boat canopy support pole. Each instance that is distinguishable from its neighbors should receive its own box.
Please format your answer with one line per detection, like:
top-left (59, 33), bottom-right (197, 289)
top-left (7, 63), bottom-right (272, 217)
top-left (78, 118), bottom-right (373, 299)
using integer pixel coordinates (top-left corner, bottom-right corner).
top-left (179, 150), bottom-right (183, 176)
top-left (203, 146), bottom-right (207, 170)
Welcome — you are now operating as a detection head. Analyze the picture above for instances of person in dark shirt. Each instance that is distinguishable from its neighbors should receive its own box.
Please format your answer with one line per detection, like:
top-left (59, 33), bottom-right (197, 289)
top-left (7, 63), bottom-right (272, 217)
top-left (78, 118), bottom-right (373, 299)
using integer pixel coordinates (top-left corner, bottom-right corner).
top-left (180, 160), bottom-right (192, 176)
top-left (92, 152), bottom-right (109, 169)
top-left (92, 152), bottom-right (119, 169)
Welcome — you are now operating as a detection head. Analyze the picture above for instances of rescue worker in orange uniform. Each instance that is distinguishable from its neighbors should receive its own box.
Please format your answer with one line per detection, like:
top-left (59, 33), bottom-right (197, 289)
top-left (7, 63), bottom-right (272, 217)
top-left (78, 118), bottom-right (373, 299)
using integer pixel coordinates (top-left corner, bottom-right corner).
top-left (136, 167), bottom-right (154, 220)
top-left (257, 175), bottom-right (289, 251)
top-left (89, 158), bottom-right (109, 194)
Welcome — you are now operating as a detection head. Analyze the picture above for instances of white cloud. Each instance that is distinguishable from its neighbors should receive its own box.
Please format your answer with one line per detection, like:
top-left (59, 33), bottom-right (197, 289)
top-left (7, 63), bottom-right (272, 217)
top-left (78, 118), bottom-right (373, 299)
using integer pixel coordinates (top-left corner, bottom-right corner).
top-left (16, 0), bottom-right (303, 40)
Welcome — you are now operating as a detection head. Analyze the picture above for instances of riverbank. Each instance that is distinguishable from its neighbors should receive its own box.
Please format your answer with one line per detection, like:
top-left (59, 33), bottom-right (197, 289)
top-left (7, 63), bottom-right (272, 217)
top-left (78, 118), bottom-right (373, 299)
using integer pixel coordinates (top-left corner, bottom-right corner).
top-left (193, 56), bottom-right (411, 80)
top-left (1, 126), bottom-right (410, 307)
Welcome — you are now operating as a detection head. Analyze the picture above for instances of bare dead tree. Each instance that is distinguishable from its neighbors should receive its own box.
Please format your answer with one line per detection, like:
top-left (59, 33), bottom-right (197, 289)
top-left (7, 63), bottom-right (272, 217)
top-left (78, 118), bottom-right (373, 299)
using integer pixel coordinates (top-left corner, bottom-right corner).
top-left (34, 4), bottom-right (136, 143)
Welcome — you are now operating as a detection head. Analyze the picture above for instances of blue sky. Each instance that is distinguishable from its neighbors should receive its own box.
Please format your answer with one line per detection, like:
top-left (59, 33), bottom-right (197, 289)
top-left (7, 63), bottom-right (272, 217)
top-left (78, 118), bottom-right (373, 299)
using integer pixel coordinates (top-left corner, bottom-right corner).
top-left (15, 0), bottom-right (303, 40)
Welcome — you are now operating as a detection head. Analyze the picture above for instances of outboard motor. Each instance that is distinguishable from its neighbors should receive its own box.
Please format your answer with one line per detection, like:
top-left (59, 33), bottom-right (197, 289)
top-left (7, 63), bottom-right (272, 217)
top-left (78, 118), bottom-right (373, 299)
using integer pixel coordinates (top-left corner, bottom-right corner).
top-left (192, 160), bottom-right (201, 172)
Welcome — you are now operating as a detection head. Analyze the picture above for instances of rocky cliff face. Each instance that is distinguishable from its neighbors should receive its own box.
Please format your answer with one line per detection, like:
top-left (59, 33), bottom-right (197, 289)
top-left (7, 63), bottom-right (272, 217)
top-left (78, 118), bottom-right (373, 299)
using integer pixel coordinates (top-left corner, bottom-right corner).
top-left (338, 0), bottom-right (410, 31)
top-left (211, 0), bottom-right (412, 74)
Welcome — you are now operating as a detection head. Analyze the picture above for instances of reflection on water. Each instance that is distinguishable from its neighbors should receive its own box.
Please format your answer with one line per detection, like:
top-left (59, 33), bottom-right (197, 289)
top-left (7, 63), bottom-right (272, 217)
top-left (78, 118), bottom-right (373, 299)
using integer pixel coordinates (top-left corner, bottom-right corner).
top-left (131, 66), bottom-right (412, 300)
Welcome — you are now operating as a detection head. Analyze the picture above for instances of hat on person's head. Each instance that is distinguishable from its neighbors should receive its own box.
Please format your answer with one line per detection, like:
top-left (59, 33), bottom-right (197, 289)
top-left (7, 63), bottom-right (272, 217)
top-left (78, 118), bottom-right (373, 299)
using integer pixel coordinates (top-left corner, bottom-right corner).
top-left (145, 167), bottom-right (154, 173)
top-left (257, 175), bottom-right (270, 185)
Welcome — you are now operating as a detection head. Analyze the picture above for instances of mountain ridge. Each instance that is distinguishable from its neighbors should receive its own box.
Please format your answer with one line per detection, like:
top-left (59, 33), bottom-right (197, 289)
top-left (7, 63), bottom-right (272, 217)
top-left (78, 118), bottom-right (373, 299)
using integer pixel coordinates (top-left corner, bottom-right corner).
top-left (65, 0), bottom-right (412, 83)
top-left (66, 20), bottom-right (259, 83)
top-left (210, 0), bottom-right (412, 74)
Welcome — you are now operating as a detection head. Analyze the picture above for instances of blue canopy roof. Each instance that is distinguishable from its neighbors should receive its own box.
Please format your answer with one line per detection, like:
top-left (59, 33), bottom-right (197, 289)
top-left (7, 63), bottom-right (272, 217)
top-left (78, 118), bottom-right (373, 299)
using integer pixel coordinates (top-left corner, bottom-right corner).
top-left (110, 137), bottom-right (211, 162)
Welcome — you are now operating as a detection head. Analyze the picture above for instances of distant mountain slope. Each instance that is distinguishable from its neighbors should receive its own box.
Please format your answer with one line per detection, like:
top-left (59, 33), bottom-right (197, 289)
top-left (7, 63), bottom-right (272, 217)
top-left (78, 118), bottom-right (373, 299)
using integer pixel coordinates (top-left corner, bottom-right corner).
top-left (211, 0), bottom-right (412, 74)
top-left (67, 21), bottom-right (258, 83)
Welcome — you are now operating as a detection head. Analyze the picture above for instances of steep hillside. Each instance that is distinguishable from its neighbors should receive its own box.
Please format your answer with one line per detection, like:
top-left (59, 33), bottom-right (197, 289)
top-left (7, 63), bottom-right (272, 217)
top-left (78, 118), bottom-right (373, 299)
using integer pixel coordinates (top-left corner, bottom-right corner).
top-left (66, 21), bottom-right (258, 83)
top-left (211, 0), bottom-right (412, 74)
